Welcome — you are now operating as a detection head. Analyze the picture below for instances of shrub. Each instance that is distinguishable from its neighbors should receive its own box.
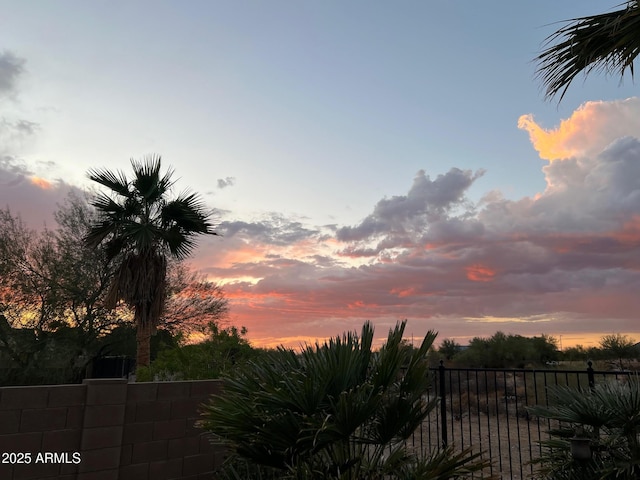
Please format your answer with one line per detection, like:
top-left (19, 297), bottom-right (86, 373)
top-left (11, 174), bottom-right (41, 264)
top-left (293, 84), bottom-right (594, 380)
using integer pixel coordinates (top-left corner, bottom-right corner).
top-left (200, 320), bottom-right (491, 479)
top-left (527, 376), bottom-right (640, 479)
top-left (136, 323), bottom-right (261, 381)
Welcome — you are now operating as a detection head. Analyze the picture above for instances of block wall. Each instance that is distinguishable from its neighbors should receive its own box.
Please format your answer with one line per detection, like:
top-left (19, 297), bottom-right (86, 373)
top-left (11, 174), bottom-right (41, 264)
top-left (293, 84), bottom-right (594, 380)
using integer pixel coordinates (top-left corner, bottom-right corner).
top-left (0, 379), bottom-right (224, 480)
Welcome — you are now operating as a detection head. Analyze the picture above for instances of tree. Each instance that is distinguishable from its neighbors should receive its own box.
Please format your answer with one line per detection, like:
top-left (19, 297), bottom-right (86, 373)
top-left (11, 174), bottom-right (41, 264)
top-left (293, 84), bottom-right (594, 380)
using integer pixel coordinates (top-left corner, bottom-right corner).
top-left (438, 338), bottom-right (462, 360)
top-left (84, 155), bottom-right (217, 368)
top-left (599, 333), bottom-right (636, 370)
top-left (200, 321), bottom-right (490, 479)
top-left (536, 1), bottom-right (640, 102)
top-left (561, 344), bottom-right (589, 362)
top-left (162, 262), bottom-right (229, 336)
top-left (0, 200), bottom-right (118, 383)
top-left (455, 331), bottom-right (559, 368)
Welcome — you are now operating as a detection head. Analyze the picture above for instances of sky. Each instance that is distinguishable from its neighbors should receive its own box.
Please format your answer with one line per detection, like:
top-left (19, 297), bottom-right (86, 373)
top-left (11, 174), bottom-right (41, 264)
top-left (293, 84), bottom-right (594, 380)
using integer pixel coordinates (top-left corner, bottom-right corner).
top-left (1, 1), bottom-right (640, 349)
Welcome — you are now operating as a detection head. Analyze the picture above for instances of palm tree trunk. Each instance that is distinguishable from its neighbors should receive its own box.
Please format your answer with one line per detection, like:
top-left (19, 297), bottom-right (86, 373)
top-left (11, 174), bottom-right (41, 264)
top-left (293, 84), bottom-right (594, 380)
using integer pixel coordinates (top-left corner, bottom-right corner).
top-left (136, 311), bottom-right (153, 369)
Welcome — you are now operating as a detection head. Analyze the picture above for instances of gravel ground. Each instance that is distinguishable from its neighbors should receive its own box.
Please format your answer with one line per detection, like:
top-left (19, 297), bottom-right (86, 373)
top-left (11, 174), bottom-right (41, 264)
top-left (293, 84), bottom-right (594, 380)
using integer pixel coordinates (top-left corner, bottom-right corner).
top-left (408, 410), bottom-right (555, 480)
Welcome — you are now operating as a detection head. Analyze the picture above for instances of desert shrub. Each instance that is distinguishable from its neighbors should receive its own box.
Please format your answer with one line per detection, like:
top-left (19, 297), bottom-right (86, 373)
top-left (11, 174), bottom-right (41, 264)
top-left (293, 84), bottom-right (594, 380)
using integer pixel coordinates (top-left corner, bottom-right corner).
top-left (200, 320), bottom-right (492, 479)
top-left (136, 323), bottom-right (263, 381)
top-left (527, 375), bottom-right (640, 479)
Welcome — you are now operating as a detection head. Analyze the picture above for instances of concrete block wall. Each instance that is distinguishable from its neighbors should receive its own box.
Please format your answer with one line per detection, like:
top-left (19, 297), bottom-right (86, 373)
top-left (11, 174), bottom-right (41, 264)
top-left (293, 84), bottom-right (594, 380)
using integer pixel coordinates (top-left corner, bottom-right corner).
top-left (0, 379), bottom-right (224, 480)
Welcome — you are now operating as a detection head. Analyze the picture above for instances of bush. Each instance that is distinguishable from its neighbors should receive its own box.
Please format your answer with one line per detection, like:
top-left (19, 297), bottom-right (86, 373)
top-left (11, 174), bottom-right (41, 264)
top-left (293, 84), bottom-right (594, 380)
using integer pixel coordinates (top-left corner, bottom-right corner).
top-left (200, 320), bottom-right (491, 479)
top-left (527, 376), bottom-right (640, 479)
top-left (137, 324), bottom-right (261, 381)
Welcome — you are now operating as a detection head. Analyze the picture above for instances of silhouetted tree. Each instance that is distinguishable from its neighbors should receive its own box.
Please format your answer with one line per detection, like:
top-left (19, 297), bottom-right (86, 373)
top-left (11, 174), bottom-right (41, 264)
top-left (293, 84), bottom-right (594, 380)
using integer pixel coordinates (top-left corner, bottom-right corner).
top-left (85, 155), bottom-right (218, 367)
top-left (438, 338), bottom-right (462, 360)
top-left (600, 333), bottom-right (636, 370)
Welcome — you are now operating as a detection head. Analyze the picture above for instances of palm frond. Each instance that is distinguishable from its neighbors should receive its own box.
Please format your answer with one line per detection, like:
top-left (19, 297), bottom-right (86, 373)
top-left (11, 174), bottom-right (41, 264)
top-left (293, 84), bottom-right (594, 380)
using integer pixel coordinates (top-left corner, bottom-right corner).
top-left (161, 192), bottom-right (217, 234)
top-left (84, 221), bottom-right (119, 250)
top-left (86, 168), bottom-right (131, 197)
top-left (130, 154), bottom-right (175, 203)
top-left (536, 1), bottom-right (640, 102)
top-left (90, 192), bottom-right (127, 216)
top-left (159, 228), bottom-right (196, 259)
top-left (201, 321), bottom-right (487, 479)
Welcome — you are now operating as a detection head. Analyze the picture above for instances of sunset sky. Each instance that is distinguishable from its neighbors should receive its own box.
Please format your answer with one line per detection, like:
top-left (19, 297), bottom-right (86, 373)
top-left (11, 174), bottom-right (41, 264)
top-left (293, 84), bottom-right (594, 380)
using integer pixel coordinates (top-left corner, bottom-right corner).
top-left (2, 1), bottom-right (640, 348)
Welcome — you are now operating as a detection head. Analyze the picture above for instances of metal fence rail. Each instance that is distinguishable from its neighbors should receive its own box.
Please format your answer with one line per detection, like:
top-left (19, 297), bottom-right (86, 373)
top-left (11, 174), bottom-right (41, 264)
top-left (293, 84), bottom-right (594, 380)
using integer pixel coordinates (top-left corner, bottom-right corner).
top-left (411, 362), bottom-right (631, 480)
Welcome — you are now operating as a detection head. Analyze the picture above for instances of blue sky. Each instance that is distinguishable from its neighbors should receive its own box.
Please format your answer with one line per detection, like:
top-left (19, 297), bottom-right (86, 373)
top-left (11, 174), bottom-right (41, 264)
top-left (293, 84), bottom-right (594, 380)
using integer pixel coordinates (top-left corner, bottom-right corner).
top-left (2, 1), bottom-right (640, 347)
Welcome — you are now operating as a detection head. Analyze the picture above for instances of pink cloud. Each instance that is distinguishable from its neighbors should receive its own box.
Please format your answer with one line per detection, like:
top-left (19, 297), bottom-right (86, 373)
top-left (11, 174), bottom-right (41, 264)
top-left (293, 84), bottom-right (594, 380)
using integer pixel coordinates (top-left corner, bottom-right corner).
top-left (191, 98), bottom-right (640, 348)
top-left (4, 91), bottom-right (640, 349)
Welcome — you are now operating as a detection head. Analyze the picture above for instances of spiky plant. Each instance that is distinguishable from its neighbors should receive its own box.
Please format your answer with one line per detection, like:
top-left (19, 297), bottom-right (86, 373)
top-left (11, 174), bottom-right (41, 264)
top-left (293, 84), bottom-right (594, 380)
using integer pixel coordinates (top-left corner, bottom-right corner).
top-left (84, 155), bottom-right (217, 368)
top-left (527, 375), bottom-right (640, 479)
top-left (536, 1), bottom-right (640, 102)
top-left (200, 320), bottom-right (492, 479)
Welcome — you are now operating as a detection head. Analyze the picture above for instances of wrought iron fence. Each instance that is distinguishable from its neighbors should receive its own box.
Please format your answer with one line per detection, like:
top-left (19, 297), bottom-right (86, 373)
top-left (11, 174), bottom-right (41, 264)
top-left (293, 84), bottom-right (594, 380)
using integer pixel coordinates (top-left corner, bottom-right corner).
top-left (410, 361), bottom-right (632, 480)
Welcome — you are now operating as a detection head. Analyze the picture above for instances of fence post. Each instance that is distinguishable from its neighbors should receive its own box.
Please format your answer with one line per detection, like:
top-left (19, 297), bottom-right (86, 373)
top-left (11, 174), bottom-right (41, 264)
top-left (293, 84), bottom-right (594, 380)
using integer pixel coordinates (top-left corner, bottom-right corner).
top-left (587, 360), bottom-right (595, 390)
top-left (438, 360), bottom-right (448, 448)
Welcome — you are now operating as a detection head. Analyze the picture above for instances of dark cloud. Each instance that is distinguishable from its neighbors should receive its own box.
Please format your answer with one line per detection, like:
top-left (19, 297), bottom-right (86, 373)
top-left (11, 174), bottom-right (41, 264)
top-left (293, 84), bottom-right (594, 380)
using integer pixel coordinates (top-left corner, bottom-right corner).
top-left (337, 168), bottom-right (484, 242)
top-left (0, 155), bottom-right (32, 186)
top-left (0, 51), bottom-right (25, 98)
top-left (219, 214), bottom-right (320, 245)
top-left (217, 177), bottom-right (236, 189)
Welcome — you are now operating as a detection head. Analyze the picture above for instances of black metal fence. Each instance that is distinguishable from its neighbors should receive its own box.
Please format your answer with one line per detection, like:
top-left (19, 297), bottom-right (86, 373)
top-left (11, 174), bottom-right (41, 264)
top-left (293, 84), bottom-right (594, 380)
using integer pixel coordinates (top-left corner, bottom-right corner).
top-left (410, 361), bottom-right (632, 480)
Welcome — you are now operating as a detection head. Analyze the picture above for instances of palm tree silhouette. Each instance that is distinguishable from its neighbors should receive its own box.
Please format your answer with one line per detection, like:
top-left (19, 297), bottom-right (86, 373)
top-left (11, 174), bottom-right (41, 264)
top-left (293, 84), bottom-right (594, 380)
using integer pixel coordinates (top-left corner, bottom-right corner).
top-left (536, 1), bottom-right (640, 102)
top-left (84, 155), bottom-right (217, 368)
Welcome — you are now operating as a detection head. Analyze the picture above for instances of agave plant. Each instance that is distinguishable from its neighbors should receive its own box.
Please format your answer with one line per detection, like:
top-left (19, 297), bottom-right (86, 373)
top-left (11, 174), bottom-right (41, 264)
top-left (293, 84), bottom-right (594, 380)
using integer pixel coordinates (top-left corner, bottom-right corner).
top-left (527, 375), bottom-right (640, 480)
top-left (200, 320), bottom-right (491, 479)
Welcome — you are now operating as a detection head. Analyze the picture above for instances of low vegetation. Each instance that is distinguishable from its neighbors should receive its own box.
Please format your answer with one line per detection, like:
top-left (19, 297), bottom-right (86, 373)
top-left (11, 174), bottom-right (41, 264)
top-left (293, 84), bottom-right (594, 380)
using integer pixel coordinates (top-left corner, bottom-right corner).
top-left (438, 332), bottom-right (638, 370)
top-left (136, 323), bottom-right (265, 381)
top-left (200, 320), bottom-right (492, 480)
top-left (528, 376), bottom-right (640, 479)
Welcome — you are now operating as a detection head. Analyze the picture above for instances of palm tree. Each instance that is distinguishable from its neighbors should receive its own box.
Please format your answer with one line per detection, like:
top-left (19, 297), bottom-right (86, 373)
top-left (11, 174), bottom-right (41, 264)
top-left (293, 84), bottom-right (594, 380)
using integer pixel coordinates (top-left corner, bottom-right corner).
top-left (84, 155), bottom-right (217, 368)
top-left (536, 1), bottom-right (640, 102)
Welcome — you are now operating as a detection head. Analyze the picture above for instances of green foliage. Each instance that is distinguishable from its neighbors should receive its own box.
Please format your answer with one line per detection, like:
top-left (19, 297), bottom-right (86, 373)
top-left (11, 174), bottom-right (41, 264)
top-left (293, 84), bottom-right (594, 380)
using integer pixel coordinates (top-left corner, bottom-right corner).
top-left (137, 323), bottom-right (261, 381)
top-left (438, 338), bottom-right (462, 360)
top-left (200, 320), bottom-right (491, 479)
top-left (455, 331), bottom-right (559, 368)
top-left (599, 334), bottom-right (636, 370)
top-left (528, 376), bottom-right (640, 479)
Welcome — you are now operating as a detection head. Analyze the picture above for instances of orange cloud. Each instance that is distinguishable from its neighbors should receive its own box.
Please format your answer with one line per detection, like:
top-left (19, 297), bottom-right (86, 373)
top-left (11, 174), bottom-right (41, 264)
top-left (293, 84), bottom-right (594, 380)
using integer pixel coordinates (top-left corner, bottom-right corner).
top-left (390, 287), bottom-right (416, 298)
top-left (518, 114), bottom-right (578, 161)
top-left (465, 264), bottom-right (496, 282)
top-left (30, 176), bottom-right (52, 189)
top-left (518, 98), bottom-right (640, 162)
top-left (217, 244), bottom-right (267, 267)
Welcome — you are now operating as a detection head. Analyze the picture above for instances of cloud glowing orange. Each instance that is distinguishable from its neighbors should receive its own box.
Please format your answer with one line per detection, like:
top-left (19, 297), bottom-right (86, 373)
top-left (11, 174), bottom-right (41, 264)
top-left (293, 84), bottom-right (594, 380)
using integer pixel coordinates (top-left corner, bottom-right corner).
top-left (30, 176), bottom-right (52, 189)
top-left (465, 264), bottom-right (496, 282)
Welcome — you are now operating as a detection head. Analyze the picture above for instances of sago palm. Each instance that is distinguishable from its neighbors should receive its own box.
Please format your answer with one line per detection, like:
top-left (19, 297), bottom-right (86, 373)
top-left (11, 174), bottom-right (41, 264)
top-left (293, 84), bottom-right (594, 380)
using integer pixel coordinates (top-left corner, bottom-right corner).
top-left (528, 376), bottom-right (640, 479)
top-left (536, 1), bottom-right (640, 101)
top-left (200, 320), bottom-right (491, 479)
top-left (84, 155), bottom-right (216, 368)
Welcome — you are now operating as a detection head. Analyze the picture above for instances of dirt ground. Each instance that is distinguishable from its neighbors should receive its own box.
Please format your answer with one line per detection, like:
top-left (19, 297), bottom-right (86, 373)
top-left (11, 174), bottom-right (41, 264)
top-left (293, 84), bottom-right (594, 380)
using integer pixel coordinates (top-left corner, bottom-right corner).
top-left (408, 411), bottom-right (553, 480)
